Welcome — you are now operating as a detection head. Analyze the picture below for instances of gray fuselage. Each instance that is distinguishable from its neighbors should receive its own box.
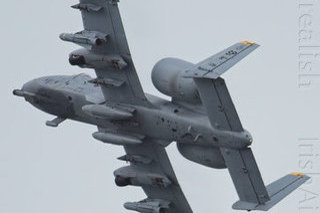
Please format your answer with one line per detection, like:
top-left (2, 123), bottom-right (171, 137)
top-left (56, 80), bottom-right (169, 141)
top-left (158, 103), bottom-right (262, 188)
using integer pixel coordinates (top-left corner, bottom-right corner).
top-left (19, 74), bottom-right (252, 169)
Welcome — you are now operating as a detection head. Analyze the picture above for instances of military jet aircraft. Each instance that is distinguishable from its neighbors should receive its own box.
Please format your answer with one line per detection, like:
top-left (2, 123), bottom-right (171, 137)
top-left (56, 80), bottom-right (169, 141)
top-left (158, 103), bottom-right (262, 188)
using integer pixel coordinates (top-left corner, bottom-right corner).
top-left (13, 0), bottom-right (310, 212)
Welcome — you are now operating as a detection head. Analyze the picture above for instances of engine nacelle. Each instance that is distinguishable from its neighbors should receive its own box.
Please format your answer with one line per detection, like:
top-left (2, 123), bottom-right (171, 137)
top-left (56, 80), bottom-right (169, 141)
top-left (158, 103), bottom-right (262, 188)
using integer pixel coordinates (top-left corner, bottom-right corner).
top-left (177, 143), bottom-right (226, 169)
top-left (151, 58), bottom-right (200, 103)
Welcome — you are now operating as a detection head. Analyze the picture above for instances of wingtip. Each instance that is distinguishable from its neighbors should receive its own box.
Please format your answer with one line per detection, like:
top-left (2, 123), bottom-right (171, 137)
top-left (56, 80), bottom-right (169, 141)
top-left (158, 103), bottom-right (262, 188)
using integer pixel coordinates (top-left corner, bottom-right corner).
top-left (240, 40), bottom-right (256, 45)
top-left (290, 172), bottom-right (306, 177)
top-left (290, 172), bottom-right (311, 180)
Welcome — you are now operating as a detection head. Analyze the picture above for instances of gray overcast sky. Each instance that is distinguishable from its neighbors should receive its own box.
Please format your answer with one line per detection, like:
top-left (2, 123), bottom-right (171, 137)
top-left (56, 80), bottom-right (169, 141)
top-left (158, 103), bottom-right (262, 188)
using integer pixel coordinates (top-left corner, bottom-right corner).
top-left (1, 0), bottom-right (320, 212)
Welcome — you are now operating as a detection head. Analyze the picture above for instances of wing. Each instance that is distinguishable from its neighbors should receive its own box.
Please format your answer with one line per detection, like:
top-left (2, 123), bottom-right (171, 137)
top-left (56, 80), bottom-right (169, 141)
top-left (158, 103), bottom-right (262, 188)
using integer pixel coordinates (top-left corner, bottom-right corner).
top-left (194, 77), bottom-right (271, 204)
top-left (195, 77), bottom-right (310, 211)
top-left (117, 140), bottom-right (193, 213)
top-left (69, 0), bottom-right (150, 106)
top-left (184, 41), bottom-right (259, 79)
top-left (95, 128), bottom-right (193, 213)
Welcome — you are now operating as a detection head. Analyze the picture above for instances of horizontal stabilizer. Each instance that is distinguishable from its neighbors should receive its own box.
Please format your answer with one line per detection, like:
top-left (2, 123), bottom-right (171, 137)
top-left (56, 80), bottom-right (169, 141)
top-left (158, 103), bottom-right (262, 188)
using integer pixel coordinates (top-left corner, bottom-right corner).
top-left (184, 41), bottom-right (259, 79)
top-left (233, 173), bottom-right (310, 211)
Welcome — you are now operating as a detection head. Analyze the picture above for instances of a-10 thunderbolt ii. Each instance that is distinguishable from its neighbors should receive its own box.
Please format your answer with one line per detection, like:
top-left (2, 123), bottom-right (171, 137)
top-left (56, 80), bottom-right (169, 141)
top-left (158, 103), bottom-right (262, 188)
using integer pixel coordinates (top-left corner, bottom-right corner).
top-left (13, 0), bottom-right (309, 212)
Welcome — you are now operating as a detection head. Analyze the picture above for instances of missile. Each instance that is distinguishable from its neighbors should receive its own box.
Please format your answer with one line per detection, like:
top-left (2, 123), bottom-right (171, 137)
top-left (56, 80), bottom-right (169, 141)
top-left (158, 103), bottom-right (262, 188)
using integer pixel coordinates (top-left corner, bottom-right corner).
top-left (124, 199), bottom-right (170, 213)
top-left (118, 154), bottom-right (152, 164)
top-left (60, 33), bottom-right (102, 46)
top-left (59, 30), bottom-right (108, 47)
top-left (71, 3), bottom-right (103, 12)
top-left (82, 104), bottom-right (133, 120)
top-left (114, 166), bottom-right (172, 188)
top-left (68, 48), bottom-right (128, 69)
top-left (92, 132), bottom-right (143, 146)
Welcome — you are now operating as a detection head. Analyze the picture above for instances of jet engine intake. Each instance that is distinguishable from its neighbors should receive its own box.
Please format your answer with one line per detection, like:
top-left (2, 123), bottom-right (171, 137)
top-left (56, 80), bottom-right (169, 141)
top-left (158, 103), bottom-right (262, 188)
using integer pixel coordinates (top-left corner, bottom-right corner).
top-left (151, 58), bottom-right (200, 103)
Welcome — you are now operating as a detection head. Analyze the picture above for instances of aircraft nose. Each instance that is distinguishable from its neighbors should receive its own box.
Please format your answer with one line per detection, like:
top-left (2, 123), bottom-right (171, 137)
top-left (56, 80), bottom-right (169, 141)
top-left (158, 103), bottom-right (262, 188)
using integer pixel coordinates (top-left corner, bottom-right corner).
top-left (22, 79), bottom-right (41, 94)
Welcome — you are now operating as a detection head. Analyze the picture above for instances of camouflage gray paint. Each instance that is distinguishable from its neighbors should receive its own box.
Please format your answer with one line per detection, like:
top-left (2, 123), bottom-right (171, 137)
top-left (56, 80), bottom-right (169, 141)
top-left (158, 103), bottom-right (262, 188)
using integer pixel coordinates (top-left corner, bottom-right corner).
top-left (13, 0), bottom-right (310, 212)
